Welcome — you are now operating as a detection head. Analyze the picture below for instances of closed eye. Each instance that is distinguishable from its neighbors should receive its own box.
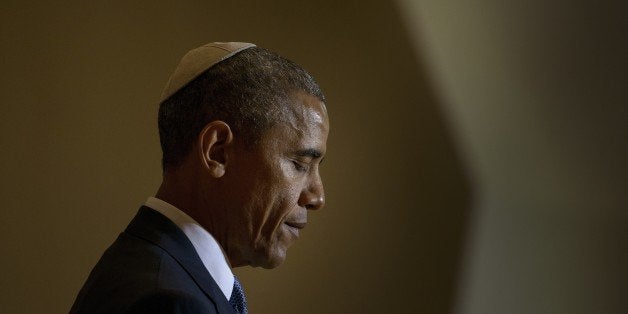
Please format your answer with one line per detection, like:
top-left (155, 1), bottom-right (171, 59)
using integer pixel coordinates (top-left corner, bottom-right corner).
top-left (291, 149), bottom-right (323, 173)
top-left (292, 160), bottom-right (308, 172)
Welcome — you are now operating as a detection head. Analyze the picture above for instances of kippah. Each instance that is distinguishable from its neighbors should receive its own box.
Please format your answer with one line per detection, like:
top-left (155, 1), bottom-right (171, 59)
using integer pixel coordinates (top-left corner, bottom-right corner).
top-left (159, 42), bottom-right (256, 103)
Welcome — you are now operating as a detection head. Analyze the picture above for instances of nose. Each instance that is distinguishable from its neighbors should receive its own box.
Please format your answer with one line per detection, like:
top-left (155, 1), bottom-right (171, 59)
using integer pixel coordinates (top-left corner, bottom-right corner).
top-left (298, 175), bottom-right (325, 210)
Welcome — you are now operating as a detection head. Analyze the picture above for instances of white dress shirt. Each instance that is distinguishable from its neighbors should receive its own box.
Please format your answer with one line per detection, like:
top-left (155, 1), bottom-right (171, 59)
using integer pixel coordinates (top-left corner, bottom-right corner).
top-left (144, 197), bottom-right (234, 299)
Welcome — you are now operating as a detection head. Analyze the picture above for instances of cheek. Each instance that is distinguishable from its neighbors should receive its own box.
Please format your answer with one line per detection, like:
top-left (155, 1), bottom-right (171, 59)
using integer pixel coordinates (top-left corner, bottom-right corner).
top-left (251, 188), bottom-right (300, 250)
top-left (277, 162), bottom-right (307, 202)
top-left (245, 183), bottom-right (284, 235)
top-left (258, 189), bottom-right (291, 233)
top-left (249, 161), bottom-right (302, 240)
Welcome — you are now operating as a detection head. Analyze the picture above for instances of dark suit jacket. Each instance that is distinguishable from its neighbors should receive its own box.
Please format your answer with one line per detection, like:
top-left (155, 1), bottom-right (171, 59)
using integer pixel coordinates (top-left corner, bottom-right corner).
top-left (70, 206), bottom-right (236, 314)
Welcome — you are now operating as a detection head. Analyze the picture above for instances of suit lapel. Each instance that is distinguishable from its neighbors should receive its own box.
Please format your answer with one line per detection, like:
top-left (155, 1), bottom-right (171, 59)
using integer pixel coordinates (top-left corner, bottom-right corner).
top-left (125, 206), bottom-right (236, 314)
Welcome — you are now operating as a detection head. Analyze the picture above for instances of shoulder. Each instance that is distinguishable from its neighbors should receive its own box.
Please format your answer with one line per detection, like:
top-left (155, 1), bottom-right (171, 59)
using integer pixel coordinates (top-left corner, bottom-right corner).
top-left (123, 290), bottom-right (217, 314)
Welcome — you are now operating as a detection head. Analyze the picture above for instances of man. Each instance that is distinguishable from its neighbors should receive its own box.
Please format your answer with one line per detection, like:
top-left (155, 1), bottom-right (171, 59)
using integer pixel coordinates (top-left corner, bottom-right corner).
top-left (70, 42), bottom-right (329, 313)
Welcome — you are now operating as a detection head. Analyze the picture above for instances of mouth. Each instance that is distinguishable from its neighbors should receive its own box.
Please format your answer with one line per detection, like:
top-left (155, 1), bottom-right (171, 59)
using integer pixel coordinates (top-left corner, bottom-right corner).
top-left (284, 221), bottom-right (307, 230)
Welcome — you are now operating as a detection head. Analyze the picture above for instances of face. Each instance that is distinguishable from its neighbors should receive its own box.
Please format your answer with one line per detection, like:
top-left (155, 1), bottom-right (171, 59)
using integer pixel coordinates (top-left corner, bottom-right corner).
top-left (222, 93), bottom-right (329, 268)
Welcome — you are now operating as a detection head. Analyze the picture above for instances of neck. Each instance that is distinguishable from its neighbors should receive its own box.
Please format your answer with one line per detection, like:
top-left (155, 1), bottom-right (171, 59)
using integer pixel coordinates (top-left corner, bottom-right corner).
top-left (156, 166), bottom-right (236, 265)
top-left (155, 169), bottom-right (197, 216)
top-left (156, 163), bottom-right (218, 235)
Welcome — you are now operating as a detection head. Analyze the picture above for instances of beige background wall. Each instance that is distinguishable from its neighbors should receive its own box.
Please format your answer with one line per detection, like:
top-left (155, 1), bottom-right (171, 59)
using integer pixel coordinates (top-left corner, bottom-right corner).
top-left (1, 1), bottom-right (468, 313)
top-left (1, 1), bottom-right (625, 314)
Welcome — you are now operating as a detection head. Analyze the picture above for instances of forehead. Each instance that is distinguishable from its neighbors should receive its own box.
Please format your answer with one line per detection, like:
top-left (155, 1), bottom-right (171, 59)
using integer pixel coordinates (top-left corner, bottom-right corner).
top-left (285, 93), bottom-right (328, 128)
top-left (261, 93), bottom-right (329, 147)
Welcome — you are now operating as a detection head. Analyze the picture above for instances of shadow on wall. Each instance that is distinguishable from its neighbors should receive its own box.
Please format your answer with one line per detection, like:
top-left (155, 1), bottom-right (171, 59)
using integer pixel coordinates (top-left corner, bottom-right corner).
top-left (0, 1), bottom-right (471, 313)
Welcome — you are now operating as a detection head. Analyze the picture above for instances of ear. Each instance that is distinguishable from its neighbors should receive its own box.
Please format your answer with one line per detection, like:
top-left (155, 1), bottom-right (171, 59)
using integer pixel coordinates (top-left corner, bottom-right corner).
top-left (198, 121), bottom-right (233, 178)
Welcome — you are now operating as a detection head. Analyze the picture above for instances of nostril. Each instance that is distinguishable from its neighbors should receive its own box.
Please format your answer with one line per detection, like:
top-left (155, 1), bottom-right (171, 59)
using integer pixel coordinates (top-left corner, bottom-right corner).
top-left (299, 187), bottom-right (324, 210)
top-left (304, 197), bottom-right (324, 211)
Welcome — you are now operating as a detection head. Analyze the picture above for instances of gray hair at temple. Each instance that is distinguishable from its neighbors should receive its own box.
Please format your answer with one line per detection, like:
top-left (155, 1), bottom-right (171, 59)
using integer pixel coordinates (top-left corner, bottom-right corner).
top-left (157, 46), bottom-right (325, 172)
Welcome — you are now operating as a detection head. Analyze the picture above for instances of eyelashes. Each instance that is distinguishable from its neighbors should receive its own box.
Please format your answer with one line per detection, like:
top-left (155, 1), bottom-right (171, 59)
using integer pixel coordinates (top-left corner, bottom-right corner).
top-left (292, 160), bottom-right (309, 172)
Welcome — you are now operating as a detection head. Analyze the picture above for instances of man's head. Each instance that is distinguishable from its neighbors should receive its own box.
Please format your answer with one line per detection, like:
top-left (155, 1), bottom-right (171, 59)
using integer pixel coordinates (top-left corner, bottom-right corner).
top-left (158, 44), bottom-right (325, 171)
top-left (156, 42), bottom-right (328, 269)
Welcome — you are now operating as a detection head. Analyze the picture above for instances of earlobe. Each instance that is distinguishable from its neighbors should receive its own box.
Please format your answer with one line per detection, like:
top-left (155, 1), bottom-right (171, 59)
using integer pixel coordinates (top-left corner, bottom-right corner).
top-left (198, 121), bottom-right (233, 178)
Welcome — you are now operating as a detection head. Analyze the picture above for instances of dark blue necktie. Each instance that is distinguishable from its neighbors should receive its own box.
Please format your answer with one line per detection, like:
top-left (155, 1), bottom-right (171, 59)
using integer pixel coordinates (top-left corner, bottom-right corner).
top-left (229, 276), bottom-right (248, 314)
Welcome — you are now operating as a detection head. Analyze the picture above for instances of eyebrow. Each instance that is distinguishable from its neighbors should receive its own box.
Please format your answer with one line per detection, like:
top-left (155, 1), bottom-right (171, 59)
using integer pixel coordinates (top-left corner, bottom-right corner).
top-left (295, 148), bottom-right (323, 159)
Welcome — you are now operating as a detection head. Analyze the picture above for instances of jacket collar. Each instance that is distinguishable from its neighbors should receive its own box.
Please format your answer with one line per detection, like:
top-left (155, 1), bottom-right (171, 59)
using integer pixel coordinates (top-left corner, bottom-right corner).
top-left (125, 206), bottom-right (236, 313)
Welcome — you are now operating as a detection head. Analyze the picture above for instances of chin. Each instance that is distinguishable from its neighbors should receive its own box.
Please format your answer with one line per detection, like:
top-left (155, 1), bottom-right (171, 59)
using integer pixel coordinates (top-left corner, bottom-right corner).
top-left (252, 248), bottom-right (287, 269)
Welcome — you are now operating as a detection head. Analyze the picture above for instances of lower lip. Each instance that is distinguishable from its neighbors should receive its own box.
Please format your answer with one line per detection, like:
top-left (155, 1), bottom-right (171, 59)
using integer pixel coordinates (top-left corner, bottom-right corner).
top-left (284, 223), bottom-right (300, 238)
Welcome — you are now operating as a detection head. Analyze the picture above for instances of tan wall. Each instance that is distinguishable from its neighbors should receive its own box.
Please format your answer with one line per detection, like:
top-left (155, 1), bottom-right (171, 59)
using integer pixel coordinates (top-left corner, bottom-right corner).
top-left (1, 1), bottom-right (468, 313)
top-left (6, 1), bottom-right (624, 313)
top-left (398, 1), bottom-right (628, 313)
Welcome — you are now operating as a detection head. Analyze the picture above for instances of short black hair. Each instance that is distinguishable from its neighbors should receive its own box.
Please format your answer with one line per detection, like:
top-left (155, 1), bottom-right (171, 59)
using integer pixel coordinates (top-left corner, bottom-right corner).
top-left (158, 47), bottom-right (325, 171)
